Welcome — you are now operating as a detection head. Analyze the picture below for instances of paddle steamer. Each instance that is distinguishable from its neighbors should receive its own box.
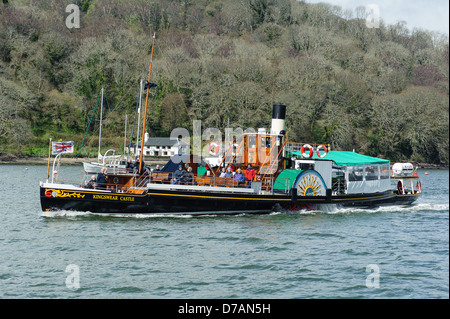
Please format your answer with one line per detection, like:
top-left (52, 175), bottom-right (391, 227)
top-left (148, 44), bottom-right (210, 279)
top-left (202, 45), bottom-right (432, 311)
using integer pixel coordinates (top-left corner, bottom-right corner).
top-left (40, 103), bottom-right (421, 215)
top-left (39, 34), bottom-right (421, 215)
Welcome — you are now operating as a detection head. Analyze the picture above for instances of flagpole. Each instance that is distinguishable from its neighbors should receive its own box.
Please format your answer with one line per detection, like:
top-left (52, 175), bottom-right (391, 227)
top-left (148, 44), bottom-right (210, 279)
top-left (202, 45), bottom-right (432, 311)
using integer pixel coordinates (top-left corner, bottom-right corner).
top-left (138, 32), bottom-right (156, 174)
top-left (46, 138), bottom-right (52, 182)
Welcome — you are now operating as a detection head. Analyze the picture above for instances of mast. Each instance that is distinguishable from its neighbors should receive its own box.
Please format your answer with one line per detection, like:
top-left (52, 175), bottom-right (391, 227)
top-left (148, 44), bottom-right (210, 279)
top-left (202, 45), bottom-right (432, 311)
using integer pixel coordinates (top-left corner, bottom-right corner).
top-left (138, 33), bottom-right (156, 174)
top-left (135, 79), bottom-right (143, 156)
top-left (124, 114), bottom-right (127, 155)
top-left (98, 87), bottom-right (104, 163)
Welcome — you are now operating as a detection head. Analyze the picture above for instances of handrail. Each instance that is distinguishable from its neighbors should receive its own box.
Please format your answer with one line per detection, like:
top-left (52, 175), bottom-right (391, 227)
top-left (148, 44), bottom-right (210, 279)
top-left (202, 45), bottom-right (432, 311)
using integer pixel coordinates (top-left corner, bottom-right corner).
top-left (259, 138), bottom-right (287, 189)
top-left (285, 142), bottom-right (331, 158)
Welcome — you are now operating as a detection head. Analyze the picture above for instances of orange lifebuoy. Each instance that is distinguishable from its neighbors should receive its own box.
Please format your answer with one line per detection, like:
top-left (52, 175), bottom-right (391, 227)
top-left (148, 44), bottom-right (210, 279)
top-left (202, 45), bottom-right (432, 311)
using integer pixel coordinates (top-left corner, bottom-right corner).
top-left (301, 144), bottom-right (313, 158)
top-left (316, 145), bottom-right (328, 158)
top-left (208, 142), bottom-right (220, 156)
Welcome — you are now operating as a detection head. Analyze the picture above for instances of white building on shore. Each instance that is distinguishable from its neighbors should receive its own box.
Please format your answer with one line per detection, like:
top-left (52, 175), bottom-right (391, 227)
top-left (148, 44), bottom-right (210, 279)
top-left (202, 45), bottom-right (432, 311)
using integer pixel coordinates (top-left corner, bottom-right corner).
top-left (129, 133), bottom-right (189, 157)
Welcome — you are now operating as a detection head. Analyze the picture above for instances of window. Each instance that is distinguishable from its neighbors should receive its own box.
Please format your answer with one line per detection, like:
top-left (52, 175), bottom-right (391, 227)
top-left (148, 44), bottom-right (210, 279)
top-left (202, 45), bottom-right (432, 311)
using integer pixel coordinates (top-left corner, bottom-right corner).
top-left (348, 166), bottom-right (363, 181)
top-left (365, 165), bottom-right (379, 180)
top-left (380, 164), bottom-right (390, 179)
top-left (248, 135), bottom-right (256, 148)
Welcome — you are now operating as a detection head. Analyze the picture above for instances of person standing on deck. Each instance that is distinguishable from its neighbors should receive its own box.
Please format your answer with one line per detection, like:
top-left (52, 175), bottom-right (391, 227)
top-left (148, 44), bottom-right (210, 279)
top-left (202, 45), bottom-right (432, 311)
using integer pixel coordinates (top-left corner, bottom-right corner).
top-left (96, 168), bottom-right (108, 190)
top-left (245, 164), bottom-right (255, 188)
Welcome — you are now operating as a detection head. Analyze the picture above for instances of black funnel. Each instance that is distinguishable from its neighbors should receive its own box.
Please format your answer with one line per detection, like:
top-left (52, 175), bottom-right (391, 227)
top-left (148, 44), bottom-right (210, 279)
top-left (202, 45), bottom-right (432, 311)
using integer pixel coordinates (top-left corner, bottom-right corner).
top-left (272, 104), bottom-right (286, 120)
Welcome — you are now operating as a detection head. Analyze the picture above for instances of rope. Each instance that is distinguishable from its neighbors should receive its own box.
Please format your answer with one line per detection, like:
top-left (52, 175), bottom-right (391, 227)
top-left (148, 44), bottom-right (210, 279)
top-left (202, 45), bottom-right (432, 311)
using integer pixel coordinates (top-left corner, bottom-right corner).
top-left (76, 92), bottom-right (101, 157)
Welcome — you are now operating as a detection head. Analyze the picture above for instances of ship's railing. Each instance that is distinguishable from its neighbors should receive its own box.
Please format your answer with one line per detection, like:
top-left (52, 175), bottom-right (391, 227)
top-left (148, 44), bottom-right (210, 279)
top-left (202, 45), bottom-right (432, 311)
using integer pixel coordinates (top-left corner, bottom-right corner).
top-left (332, 178), bottom-right (346, 195)
top-left (47, 168), bottom-right (277, 194)
top-left (146, 171), bottom-right (276, 193)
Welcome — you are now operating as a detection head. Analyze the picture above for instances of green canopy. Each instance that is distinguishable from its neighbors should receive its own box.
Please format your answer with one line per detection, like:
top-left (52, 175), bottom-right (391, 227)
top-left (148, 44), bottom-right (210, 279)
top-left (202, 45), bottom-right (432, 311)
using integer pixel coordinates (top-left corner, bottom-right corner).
top-left (273, 169), bottom-right (303, 190)
top-left (287, 150), bottom-right (390, 166)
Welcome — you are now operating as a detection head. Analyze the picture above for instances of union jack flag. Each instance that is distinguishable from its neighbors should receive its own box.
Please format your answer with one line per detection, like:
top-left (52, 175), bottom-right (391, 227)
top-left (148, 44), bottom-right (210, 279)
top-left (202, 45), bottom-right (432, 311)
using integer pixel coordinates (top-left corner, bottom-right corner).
top-left (52, 141), bottom-right (74, 155)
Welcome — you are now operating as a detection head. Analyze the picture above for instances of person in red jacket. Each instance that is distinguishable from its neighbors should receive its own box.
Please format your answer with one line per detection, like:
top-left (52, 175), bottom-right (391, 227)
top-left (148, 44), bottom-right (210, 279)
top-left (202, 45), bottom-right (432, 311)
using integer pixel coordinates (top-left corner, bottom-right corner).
top-left (245, 164), bottom-right (255, 188)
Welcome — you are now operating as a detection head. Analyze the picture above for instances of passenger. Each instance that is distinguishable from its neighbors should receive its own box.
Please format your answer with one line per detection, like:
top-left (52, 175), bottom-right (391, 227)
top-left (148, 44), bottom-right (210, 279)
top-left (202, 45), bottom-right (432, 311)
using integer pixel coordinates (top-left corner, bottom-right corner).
top-left (245, 164), bottom-right (255, 188)
top-left (234, 168), bottom-right (245, 185)
top-left (153, 164), bottom-right (161, 172)
top-left (96, 168), bottom-right (107, 190)
top-left (224, 167), bottom-right (233, 178)
top-left (125, 159), bottom-right (134, 173)
top-left (86, 175), bottom-right (96, 189)
top-left (219, 167), bottom-right (227, 178)
top-left (180, 167), bottom-right (194, 184)
top-left (134, 159), bottom-right (140, 174)
top-left (171, 165), bottom-right (186, 184)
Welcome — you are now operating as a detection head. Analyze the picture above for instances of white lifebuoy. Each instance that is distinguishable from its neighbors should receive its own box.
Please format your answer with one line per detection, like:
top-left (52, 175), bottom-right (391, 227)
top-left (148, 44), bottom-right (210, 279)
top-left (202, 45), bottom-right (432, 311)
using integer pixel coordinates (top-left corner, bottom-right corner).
top-left (208, 142), bottom-right (220, 156)
top-left (316, 145), bottom-right (328, 158)
top-left (301, 144), bottom-right (313, 158)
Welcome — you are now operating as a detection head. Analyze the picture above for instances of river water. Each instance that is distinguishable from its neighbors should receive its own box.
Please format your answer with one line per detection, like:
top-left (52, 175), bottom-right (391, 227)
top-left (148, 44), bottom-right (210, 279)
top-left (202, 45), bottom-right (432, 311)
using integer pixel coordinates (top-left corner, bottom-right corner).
top-left (0, 165), bottom-right (448, 299)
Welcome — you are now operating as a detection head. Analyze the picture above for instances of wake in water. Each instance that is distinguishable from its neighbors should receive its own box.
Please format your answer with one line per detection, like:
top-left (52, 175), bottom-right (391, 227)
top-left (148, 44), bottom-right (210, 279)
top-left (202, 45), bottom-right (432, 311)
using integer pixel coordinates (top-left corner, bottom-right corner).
top-left (274, 201), bottom-right (449, 216)
top-left (40, 201), bottom-right (448, 219)
top-left (41, 210), bottom-right (195, 219)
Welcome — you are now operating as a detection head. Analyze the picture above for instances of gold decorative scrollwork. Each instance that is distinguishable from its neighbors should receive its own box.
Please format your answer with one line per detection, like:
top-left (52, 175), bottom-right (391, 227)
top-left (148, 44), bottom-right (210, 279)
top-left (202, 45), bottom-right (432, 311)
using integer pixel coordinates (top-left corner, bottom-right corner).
top-left (45, 189), bottom-right (85, 199)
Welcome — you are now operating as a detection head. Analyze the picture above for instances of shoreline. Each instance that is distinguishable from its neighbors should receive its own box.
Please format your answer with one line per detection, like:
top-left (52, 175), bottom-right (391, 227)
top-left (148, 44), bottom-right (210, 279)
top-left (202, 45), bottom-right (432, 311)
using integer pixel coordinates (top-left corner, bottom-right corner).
top-left (0, 156), bottom-right (448, 169)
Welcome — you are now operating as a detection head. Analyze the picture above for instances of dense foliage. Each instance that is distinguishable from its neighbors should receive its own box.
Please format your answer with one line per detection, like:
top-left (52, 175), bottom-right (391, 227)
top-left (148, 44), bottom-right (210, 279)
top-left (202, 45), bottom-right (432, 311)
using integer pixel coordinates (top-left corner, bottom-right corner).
top-left (0, 0), bottom-right (448, 163)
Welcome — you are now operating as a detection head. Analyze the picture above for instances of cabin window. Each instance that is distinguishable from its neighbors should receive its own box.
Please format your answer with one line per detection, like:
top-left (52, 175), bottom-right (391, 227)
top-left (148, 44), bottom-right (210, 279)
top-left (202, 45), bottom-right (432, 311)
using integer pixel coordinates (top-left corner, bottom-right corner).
top-left (348, 166), bottom-right (364, 181)
top-left (365, 165), bottom-right (379, 180)
top-left (265, 137), bottom-right (271, 148)
top-left (380, 164), bottom-right (390, 179)
top-left (248, 135), bottom-right (256, 148)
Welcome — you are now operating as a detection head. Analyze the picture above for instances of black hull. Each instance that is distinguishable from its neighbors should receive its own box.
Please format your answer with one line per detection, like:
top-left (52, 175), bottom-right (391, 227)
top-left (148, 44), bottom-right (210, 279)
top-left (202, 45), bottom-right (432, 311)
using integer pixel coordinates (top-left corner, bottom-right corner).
top-left (391, 193), bottom-right (421, 205)
top-left (40, 185), bottom-right (397, 215)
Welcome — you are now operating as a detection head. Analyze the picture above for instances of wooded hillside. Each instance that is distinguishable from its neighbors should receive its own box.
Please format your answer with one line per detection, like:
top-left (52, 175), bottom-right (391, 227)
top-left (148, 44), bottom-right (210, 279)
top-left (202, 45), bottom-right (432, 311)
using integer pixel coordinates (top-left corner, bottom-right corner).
top-left (0, 0), bottom-right (448, 164)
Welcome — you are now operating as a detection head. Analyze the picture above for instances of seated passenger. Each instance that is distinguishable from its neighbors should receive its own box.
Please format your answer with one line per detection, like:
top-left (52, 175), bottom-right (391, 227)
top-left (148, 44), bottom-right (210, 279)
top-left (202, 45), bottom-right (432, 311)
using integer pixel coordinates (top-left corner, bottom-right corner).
top-left (234, 168), bottom-right (245, 185)
top-left (87, 175), bottom-right (96, 189)
top-left (180, 167), bottom-right (194, 184)
top-left (224, 167), bottom-right (233, 178)
top-left (171, 165), bottom-right (186, 184)
top-left (125, 159), bottom-right (134, 173)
